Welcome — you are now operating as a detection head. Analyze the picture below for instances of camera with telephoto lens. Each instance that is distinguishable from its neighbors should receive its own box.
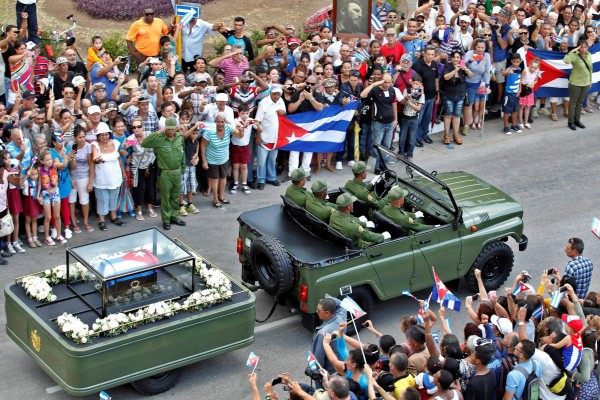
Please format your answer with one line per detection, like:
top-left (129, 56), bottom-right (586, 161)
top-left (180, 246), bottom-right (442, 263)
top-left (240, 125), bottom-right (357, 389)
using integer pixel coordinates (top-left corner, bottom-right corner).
top-left (494, 23), bottom-right (501, 29)
top-left (305, 367), bottom-right (322, 380)
top-left (411, 88), bottom-right (422, 99)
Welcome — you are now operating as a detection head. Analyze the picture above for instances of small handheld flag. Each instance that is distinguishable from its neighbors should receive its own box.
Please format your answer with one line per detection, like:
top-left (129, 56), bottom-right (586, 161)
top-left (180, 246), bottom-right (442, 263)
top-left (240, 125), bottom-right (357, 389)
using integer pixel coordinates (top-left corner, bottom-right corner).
top-left (99, 391), bottom-right (111, 400)
top-left (532, 305), bottom-right (544, 321)
top-left (512, 282), bottom-right (529, 296)
top-left (340, 296), bottom-right (366, 319)
top-left (307, 351), bottom-right (319, 370)
top-left (430, 268), bottom-right (461, 311)
top-left (550, 291), bottom-right (564, 309)
top-left (246, 352), bottom-right (259, 373)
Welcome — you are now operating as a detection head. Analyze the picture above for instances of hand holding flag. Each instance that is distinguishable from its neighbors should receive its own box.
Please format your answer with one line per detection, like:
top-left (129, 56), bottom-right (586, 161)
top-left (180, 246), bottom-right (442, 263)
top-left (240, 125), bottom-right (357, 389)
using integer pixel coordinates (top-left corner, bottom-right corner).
top-left (246, 352), bottom-right (259, 373)
top-left (340, 296), bottom-right (366, 319)
top-left (431, 268), bottom-right (461, 311)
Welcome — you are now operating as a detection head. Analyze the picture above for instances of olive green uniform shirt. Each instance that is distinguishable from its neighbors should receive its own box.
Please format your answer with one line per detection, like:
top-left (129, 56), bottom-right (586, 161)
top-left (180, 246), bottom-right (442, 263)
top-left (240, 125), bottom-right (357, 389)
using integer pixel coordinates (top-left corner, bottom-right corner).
top-left (563, 51), bottom-right (593, 87)
top-left (285, 185), bottom-right (310, 207)
top-left (345, 179), bottom-right (387, 210)
top-left (329, 210), bottom-right (384, 248)
top-left (381, 204), bottom-right (433, 232)
top-left (141, 131), bottom-right (185, 172)
top-left (306, 196), bottom-right (338, 222)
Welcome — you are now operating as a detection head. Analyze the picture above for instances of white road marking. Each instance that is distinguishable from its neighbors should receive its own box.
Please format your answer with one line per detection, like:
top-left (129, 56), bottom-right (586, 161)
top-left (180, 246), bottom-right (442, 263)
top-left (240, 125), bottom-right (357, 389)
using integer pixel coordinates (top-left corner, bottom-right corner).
top-left (255, 315), bottom-right (301, 333)
top-left (45, 385), bottom-right (62, 394)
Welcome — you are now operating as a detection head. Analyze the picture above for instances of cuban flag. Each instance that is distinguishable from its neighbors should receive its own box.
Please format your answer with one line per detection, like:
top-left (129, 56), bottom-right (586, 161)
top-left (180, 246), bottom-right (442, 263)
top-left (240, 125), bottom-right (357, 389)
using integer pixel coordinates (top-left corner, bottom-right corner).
top-left (445, 318), bottom-right (453, 333)
top-left (267, 101), bottom-right (360, 153)
top-left (99, 391), bottom-right (111, 400)
top-left (512, 282), bottom-right (529, 296)
top-left (93, 249), bottom-right (159, 277)
top-left (307, 351), bottom-right (318, 370)
top-left (431, 331), bottom-right (440, 344)
top-left (371, 14), bottom-right (383, 33)
top-left (519, 43), bottom-right (600, 98)
top-left (402, 290), bottom-right (420, 301)
top-left (564, 333), bottom-right (583, 371)
top-left (550, 290), bottom-right (565, 309)
top-left (246, 352), bottom-right (259, 369)
top-left (340, 296), bottom-right (367, 319)
top-left (417, 292), bottom-right (431, 324)
top-left (532, 305), bottom-right (544, 321)
top-left (430, 269), bottom-right (461, 311)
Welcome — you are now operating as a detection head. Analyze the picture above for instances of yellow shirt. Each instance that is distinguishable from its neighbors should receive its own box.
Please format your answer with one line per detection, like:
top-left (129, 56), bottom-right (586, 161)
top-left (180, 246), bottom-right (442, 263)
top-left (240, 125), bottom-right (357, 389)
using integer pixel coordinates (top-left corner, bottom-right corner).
top-left (126, 18), bottom-right (169, 56)
top-left (391, 373), bottom-right (417, 400)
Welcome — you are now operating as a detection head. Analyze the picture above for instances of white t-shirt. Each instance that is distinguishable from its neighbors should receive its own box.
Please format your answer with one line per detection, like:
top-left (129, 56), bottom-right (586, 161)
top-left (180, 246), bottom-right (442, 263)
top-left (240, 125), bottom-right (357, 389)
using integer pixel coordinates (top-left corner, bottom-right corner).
top-left (255, 96), bottom-right (286, 144)
top-left (231, 117), bottom-right (253, 146)
top-left (531, 349), bottom-right (566, 400)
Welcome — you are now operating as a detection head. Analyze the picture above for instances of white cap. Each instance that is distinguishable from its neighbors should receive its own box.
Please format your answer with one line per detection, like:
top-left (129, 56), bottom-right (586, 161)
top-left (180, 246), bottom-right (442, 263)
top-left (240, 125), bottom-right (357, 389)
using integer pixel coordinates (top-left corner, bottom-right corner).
top-left (88, 105), bottom-right (101, 114)
top-left (215, 93), bottom-right (229, 102)
top-left (95, 122), bottom-right (112, 134)
top-left (491, 315), bottom-right (513, 336)
top-left (492, 6), bottom-right (502, 14)
top-left (72, 76), bottom-right (86, 87)
top-left (459, 15), bottom-right (471, 23)
top-left (56, 56), bottom-right (68, 64)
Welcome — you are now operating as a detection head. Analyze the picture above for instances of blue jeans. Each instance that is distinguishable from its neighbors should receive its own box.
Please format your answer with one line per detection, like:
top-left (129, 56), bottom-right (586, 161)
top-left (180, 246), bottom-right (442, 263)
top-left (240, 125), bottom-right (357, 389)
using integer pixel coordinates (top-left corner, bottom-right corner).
top-left (16, 2), bottom-right (39, 44)
top-left (417, 98), bottom-right (435, 139)
top-left (246, 132), bottom-right (256, 182)
top-left (371, 120), bottom-right (394, 169)
top-left (360, 121), bottom-right (371, 155)
top-left (399, 118), bottom-right (419, 158)
top-left (443, 97), bottom-right (465, 117)
top-left (95, 187), bottom-right (119, 216)
top-left (256, 145), bottom-right (278, 184)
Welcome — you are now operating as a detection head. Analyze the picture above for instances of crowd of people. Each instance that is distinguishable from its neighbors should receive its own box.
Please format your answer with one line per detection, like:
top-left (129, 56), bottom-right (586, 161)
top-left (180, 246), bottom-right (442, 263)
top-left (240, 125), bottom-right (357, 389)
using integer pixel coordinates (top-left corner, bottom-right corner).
top-left (247, 238), bottom-right (597, 400)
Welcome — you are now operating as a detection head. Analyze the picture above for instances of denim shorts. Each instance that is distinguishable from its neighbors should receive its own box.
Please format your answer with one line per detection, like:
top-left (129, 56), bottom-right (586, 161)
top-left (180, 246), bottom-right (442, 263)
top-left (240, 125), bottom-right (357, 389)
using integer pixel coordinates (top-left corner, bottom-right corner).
top-left (465, 85), bottom-right (487, 105)
top-left (41, 190), bottom-right (61, 205)
top-left (94, 187), bottom-right (119, 216)
top-left (443, 97), bottom-right (465, 117)
top-left (503, 93), bottom-right (520, 114)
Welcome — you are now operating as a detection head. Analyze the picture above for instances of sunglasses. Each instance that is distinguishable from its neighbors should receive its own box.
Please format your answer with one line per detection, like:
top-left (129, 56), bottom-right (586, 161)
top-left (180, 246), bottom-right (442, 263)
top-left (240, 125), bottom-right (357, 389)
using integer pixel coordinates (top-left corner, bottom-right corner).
top-left (483, 34), bottom-right (491, 37)
top-left (145, 12), bottom-right (154, 16)
top-left (314, 72), bottom-right (324, 75)
top-left (520, 32), bottom-right (529, 35)
top-left (132, 125), bottom-right (143, 129)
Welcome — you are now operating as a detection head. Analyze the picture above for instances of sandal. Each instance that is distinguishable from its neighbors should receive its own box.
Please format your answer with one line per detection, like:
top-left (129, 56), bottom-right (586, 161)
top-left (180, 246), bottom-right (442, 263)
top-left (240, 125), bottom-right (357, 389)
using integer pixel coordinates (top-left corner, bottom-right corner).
top-left (99, 222), bottom-right (107, 231)
top-left (476, 122), bottom-right (482, 130)
top-left (213, 202), bottom-right (223, 209)
top-left (219, 198), bottom-right (231, 204)
top-left (148, 208), bottom-right (158, 218)
top-left (72, 226), bottom-right (82, 234)
top-left (27, 238), bottom-right (37, 248)
top-left (203, 187), bottom-right (212, 197)
top-left (84, 223), bottom-right (94, 232)
top-left (111, 219), bottom-right (125, 227)
top-left (136, 212), bottom-right (144, 221)
top-left (551, 113), bottom-right (558, 121)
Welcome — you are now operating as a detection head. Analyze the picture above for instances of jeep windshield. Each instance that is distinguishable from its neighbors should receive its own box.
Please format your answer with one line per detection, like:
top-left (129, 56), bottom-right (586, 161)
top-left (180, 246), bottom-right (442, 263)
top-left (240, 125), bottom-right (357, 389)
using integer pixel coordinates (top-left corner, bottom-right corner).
top-left (374, 145), bottom-right (459, 217)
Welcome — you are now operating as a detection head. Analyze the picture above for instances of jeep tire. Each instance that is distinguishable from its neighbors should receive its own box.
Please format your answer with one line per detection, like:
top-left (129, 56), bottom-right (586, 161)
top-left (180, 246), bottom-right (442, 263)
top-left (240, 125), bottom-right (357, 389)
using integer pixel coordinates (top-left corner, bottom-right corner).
top-left (249, 236), bottom-right (294, 296)
top-left (131, 369), bottom-right (181, 395)
top-left (467, 241), bottom-right (514, 292)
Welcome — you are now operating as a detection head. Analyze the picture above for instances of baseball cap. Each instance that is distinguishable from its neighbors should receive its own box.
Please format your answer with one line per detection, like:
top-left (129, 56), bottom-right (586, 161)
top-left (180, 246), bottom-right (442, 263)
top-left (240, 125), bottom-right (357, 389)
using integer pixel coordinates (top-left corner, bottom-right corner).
top-left (22, 90), bottom-right (36, 100)
top-left (311, 179), bottom-right (329, 193)
top-left (352, 160), bottom-right (371, 174)
top-left (215, 93), bottom-right (229, 102)
top-left (56, 56), bottom-right (68, 64)
top-left (270, 85), bottom-right (283, 93)
top-left (401, 53), bottom-right (413, 62)
top-left (323, 78), bottom-right (337, 88)
top-left (459, 15), bottom-right (471, 23)
top-left (387, 186), bottom-right (409, 202)
top-left (94, 82), bottom-right (106, 90)
top-left (492, 6), bottom-right (502, 14)
top-left (285, 24), bottom-right (296, 32)
top-left (164, 117), bottom-right (178, 129)
top-left (106, 101), bottom-right (118, 111)
top-left (499, 8), bottom-right (510, 17)
top-left (97, 49), bottom-right (107, 57)
top-left (490, 315), bottom-right (513, 336)
top-left (290, 168), bottom-right (307, 182)
top-left (562, 314), bottom-right (584, 332)
top-left (88, 105), bottom-right (101, 114)
top-left (288, 37), bottom-right (302, 46)
top-left (137, 94), bottom-right (150, 103)
top-left (194, 75), bottom-right (208, 83)
top-left (95, 122), bottom-right (111, 134)
top-left (336, 193), bottom-right (357, 207)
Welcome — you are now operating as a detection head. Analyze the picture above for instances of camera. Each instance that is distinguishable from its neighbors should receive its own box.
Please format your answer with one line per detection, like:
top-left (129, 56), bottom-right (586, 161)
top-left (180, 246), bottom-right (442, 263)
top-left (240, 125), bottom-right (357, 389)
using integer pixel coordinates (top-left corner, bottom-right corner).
top-left (559, 286), bottom-right (568, 293)
top-left (272, 377), bottom-right (283, 385)
top-left (275, 47), bottom-right (283, 54)
top-left (472, 293), bottom-right (480, 301)
top-left (546, 268), bottom-right (557, 275)
top-left (304, 367), bottom-right (322, 381)
top-left (311, 41), bottom-right (320, 46)
top-left (285, 85), bottom-right (296, 93)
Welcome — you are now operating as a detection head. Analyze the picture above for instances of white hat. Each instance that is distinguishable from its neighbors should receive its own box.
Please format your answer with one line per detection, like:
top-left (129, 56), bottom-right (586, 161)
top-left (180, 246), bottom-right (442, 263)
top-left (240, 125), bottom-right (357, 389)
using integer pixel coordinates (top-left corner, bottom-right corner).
top-left (459, 15), bottom-right (471, 23)
top-left (492, 6), bottom-right (502, 14)
top-left (270, 84), bottom-right (283, 93)
top-left (95, 122), bottom-right (112, 134)
top-left (215, 93), bottom-right (229, 102)
top-left (88, 105), bottom-right (101, 114)
top-left (491, 315), bottom-right (513, 336)
top-left (72, 76), bottom-right (86, 87)
top-left (56, 56), bottom-right (68, 64)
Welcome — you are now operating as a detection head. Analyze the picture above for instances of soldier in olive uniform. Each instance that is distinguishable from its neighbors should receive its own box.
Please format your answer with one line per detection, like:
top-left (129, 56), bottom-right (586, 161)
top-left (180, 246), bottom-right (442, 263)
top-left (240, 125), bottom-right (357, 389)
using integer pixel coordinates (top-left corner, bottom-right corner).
top-left (344, 161), bottom-right (387, 213)
top-left (381, 186), bottom-right (434, 232)
top-left (142, 117), bottom-right (187, 230)
top-left (285, 168), bottom-right (310, 207)
top-left (329, 193), bottom-right (391, 248)
top-left (306, 179), bottom-right (338, 222)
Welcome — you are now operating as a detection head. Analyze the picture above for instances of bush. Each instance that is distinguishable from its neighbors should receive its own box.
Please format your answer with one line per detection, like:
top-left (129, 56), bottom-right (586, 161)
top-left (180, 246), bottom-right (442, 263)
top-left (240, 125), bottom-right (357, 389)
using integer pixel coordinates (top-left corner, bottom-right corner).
top-left (73, 0), bottom-right (213, 21)
top-left (101, 32), bottom-right (138, 72)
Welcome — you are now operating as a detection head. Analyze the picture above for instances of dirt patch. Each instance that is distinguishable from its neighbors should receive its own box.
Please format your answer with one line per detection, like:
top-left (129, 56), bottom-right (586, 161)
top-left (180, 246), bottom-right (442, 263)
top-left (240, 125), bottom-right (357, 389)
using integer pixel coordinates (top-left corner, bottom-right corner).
top-left (4, 0), bottom-right (328, 57)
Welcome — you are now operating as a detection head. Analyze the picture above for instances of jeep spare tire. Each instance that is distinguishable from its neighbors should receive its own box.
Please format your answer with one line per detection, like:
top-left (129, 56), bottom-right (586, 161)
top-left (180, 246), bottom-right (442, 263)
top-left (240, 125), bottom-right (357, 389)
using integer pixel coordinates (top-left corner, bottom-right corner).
top-left (467, 241), bottom-right (514, 292)
top-left (250, 236), bottom-right (294, 296)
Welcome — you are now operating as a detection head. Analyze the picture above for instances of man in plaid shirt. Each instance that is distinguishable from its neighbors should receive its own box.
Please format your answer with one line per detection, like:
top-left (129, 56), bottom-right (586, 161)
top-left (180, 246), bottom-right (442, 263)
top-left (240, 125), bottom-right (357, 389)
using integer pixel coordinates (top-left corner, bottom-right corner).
top-left (564, 237), bottom-right (594, 299)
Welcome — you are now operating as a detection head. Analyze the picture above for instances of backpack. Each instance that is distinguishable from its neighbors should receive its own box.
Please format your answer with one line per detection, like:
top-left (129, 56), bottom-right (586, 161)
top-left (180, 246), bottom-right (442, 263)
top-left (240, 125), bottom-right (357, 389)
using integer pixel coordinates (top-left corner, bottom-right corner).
top-left (514, 361), bottom-right (540, 400)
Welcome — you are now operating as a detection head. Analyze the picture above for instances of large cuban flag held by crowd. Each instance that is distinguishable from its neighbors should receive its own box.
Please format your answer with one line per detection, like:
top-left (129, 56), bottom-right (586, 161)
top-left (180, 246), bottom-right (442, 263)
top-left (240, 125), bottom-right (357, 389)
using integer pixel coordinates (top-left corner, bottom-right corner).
top-left (266, 101), bottom-right (360, 152)
top-left (520, 43), bottom-right (600, 98)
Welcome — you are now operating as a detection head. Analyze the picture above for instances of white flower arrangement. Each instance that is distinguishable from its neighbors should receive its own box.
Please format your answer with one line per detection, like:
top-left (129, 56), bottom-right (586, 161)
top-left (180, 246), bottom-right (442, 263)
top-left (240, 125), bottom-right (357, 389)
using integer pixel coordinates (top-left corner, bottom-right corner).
top-left (57, 312), bottom-right (90, 344)
top-left (41, 263), bottom-right (89, 285)
top-left (22, 276), bottom-right (57, 303)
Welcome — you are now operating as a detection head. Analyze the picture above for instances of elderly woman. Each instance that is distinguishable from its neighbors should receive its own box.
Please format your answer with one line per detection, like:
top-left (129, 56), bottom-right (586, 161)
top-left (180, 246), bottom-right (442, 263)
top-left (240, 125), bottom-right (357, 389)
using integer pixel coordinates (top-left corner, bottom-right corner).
top-left (200, 112), bottom-right (242, 209)
top-left (563, 39), bottom-right (592, 130)
top-left (442, 51), bottom-right (473, 145)
top-left (91, 122), bottom-right (126, 231)
top-left (125, 117), bottom-right (157, 220)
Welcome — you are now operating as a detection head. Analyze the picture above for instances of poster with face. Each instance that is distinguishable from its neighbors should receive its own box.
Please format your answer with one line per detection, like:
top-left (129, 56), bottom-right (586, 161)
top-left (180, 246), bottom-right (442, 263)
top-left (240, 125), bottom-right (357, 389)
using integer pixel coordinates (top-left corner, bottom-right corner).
top-left (334, 0), bottom-right (372, 38)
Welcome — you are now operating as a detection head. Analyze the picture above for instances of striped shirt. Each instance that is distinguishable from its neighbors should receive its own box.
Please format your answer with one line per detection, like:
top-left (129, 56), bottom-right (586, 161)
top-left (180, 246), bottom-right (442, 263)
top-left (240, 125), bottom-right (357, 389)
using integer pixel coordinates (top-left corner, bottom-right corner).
top-left (565, 255), bottom-right (594, 299)
top-left (33, 56), bottom-right (50, 97)
top-left (203, 124), bottom-right (234, 165)
top-left (229, 86), bottom-right (259, 114)
top-left (218, 57), bottom-right (249, 85)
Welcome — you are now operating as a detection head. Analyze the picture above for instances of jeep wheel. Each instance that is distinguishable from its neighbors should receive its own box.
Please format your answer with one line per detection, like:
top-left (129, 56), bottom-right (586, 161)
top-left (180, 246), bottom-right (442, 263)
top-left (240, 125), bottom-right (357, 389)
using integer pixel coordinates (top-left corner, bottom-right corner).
top-left (342, 287), bottom-right (373, 336)
top-left (250, 236), bottom-right (294, 296)
top-left (131, 369), bottom-right (181, 395)
top-left (467, 241), bottom-right (514, 292)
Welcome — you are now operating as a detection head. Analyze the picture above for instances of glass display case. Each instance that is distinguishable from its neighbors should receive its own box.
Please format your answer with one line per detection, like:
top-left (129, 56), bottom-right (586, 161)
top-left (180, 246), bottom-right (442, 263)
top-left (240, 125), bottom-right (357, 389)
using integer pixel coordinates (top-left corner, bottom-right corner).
top-left (66, 228), bottom-right (196, 317)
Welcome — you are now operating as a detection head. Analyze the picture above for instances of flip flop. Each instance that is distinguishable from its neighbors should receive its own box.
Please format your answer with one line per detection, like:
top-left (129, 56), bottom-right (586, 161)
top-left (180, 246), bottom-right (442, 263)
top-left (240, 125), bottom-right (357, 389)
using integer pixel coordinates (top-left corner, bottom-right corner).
top-left (213, 202), bottom-right (223, 209)
top-left (219, 199), bottom-right (231, 204)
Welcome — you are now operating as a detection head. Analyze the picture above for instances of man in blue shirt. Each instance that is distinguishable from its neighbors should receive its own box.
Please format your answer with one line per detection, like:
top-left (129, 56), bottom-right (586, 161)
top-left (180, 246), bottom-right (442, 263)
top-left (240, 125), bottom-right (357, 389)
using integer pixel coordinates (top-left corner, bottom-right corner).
top-left (564, 237), bottom-right (594, 299)
top-left (503, 339), bottom-right (542, 400)
top-left (311, 298), bottom-right (346, 375)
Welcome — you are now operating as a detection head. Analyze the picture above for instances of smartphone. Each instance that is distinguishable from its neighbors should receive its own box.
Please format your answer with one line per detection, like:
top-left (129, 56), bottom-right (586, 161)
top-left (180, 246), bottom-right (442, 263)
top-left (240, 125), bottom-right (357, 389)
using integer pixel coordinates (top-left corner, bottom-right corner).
top-left (460, 60), bottom-right (466, 68)
top-left (546, 268), bottom-right (557, 275)
top-left (74, 113), bottom-right (82, 119)
top-left (330, 333), bottom-right (337, 340)
top-left (272, 377), bottom-right (283, 385)
top-left (473, 54), bottom-right (484, 61)
top-left (311, 41), bottom-right (320, 46)
top-left (559, 286), bottom-right (568, 293)
top-left (472, 293), bottom-right (480, 301)
top-left (401, 12), bottom-right (405, 18)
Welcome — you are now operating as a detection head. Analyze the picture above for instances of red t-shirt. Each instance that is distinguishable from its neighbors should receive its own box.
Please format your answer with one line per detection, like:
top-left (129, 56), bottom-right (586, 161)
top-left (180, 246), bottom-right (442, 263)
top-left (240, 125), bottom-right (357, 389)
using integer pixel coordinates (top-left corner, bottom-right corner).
top-left (380, 43), bottom-right (407, 66)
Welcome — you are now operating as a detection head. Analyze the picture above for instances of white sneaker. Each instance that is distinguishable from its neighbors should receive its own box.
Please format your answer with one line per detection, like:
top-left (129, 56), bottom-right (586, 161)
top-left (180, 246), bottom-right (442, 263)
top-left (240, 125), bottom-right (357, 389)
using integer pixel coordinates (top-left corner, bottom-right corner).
top-left (64, 229), bottom-right (73, 239)
top-left (347, 160), bottom-right (355, 167)
top-left (335, 161), bottom-right (343, 170)
top-left (6, 243), bottom-right (16, 254)
top-left (50, 228), bottom-right (57, 239)
top-left (13, 242), bottom-right (26, 253)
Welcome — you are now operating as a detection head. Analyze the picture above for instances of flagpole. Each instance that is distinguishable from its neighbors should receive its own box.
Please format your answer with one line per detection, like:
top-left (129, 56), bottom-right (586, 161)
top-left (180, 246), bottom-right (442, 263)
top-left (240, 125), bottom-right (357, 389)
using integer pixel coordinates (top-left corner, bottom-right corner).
top-left (349, 315), bottom-right (367, 365)
top-left (251, 356), bottom-right (259, 374)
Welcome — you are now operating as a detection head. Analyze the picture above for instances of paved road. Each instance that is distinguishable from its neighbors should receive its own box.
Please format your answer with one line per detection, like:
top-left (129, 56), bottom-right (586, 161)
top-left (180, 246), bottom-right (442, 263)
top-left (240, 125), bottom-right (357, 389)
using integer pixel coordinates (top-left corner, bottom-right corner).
top-left (2, 112), bottom-right (599, 399)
